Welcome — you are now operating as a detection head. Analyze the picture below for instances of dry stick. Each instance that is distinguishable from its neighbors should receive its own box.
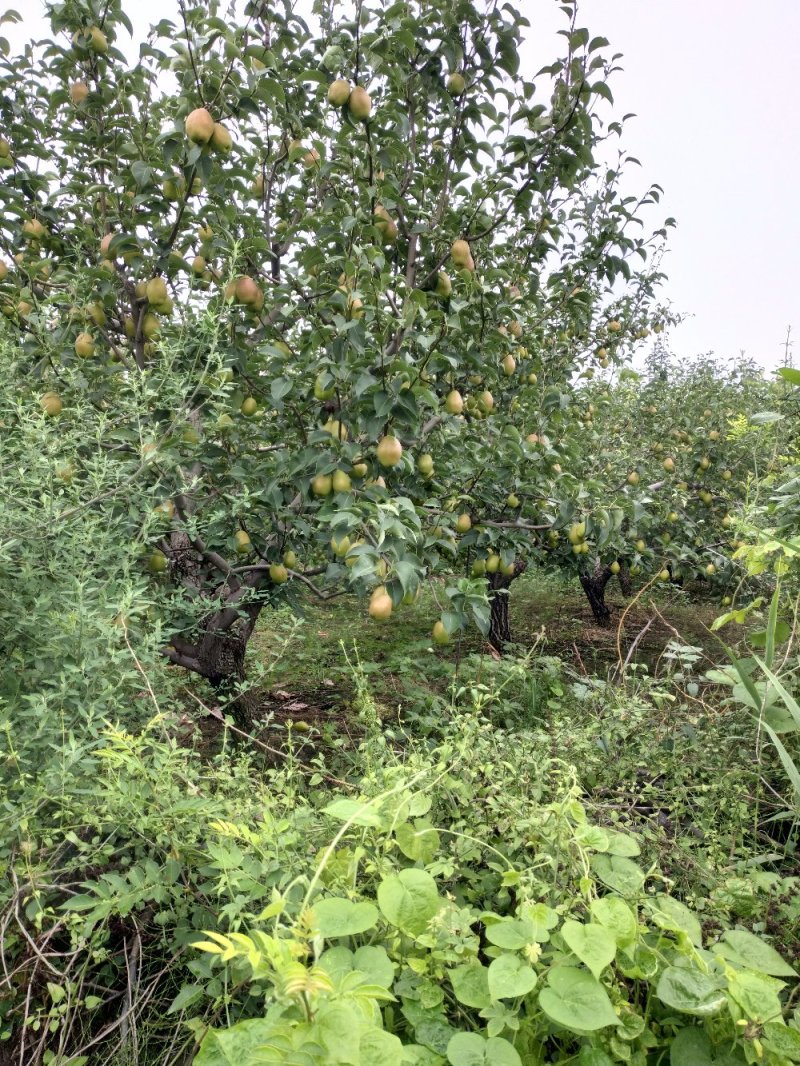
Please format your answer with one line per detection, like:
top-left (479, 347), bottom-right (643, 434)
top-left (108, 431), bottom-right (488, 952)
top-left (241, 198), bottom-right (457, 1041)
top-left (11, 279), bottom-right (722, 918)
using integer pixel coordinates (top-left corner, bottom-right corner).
top-left (615, 572), bottom-right (660, 672)
top-left (621, 617), bottom-right (654, 674)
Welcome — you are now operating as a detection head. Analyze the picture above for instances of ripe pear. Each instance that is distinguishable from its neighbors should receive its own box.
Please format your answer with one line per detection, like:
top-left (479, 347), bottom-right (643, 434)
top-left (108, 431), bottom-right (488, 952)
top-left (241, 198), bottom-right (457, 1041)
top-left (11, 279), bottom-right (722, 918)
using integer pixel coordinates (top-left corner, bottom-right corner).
top-left (635, 539), bottom-right (646, 552)
top-left (348, 85), bottom-right (372, 120)
top-left (446, 72), bottom-right (465, 95)
top-left (373, 205), bottom-right (398, 243)
top-left (567, 522), bottom-right (585, 545)
top-left (0, 260), bottom-right (6, 281)
top-left (346, 295), bottom-right (364, 319)
top-left (351, 462), bottom-right (368, 478)
top-left (699, 456), bottom-right (711, 470)
top-left (662, 457), bottom-right (675, 472)
top-left (283, 549), bottom-right (298, 568)
top-left (74, 332), bottom-right (95, 358)
top-left (22, 219), bottom-right (46, 241)
top-left (417, 453), bottom-right (434, 477)
top-left (435, 271), bottom-right (452, 298)
top-left (451, 239), bottom-right (471, 267)
top-left (198, 223), bottom-right (213, 242)
top-left (331, 534), bottom-right (351, 557)
top-left (508, 319), bottom-right (522, 338)
top-left (368, 586), bottom-right (393, 620)
top-left (40, 391), bottom-right (62, 417)
top-left (70, 81), bottom-right (89, 105)
top-left (210, 122), bottom-right (233, 153)
top-left (610, 560), bottom-right (621, 575)
top-left (455, 513), bottom-right (472, 534)
top-left (501, 354), bottom-right (516, 376)
top-left (147, 550), bottom-right (168, 574)
top-left (608, 319), bottom-right (622, 333)
top-left (432, 620), bottom-right (450, 644)
top-left (323, 419), bottom-right (347, 441)
top-left (185, 107), bottom-right (215, 144)
top-left (486, 554), bottom-right (500, 574)
top-left (87, 26), bottom-right (108, 53)
top-left (327, 79), bottom-right (351, 106)
top-left (705, 563), bottom-right (716, 576)
top-left (192, 255), bottom-right (206, 275)
top-left (626, 471), bottom-right (640, 486)
top-left (302, 147), bottom-right (321, 169)
top-left (86, 302), bottom-right (106, 327)
top-left (235, 275), bottom-right (262, 306)
top-left (270, 563), bottom-right (289, 584)
top-left (376, 435), bottom-right (402, 467)
top-left (658, 569), bottom-right (670, 581)
top-left (146, 277), bottom-right (168, 306)
top-left (444, 390), bottom-right (464, 415)
top-left (507, 493), bottom-right (520, 508)
top-left (240, 397), bottom-right (258, 416)
top-left (141, 313), bottom-right (160, 338)
top-left (721, 469), bottom-right (732, 481)
top-left (332, 469), bottom-right (352, 492)
top-left (472, 559), bottom-right (486, 576)
top-left (311, 474), bottom-right (333, 497)
top-left (234, 530), bottom-right (251, 553)
top-left (477, 390), bottom-right (494, 413)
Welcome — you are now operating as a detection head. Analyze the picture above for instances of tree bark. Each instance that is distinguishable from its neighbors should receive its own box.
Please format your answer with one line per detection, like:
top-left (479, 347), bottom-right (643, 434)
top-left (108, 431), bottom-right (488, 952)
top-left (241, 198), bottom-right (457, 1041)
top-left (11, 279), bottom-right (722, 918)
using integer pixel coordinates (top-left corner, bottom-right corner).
top-left (617, 560), bottom-right (632, 597)
top-left (160, 529), bottom-right (269, 731)
top-left (580, 563), bottom-right (613, 625)
top-left (487, 560), bottom-right (527, 651)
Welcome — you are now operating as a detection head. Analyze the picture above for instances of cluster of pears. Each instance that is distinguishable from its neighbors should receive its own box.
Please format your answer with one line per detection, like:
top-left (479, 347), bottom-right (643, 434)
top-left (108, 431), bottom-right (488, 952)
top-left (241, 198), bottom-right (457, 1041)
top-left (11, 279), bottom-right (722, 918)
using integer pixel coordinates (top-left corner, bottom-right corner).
top-left (185, 107), bottom-right (234, 154)
top-left (223, 274), bottom-right (264, 311)
top-left (326, 79), bottom-right (372, 121)
top-left (567, 521), bottom-right (590, 555)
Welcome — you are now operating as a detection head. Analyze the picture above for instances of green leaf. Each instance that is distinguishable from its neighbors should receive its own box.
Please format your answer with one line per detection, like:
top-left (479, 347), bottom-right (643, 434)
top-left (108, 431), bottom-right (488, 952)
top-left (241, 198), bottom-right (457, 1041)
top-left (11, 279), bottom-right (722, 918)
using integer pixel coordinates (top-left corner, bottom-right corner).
top-left (484, 917), bottom-right (535, 950)
top-left (322, 798), bottom-right (383, 827)
top-left (670, 1027), bottom-right (746, 1065)
top-left (591, 854), bottom-right (645, 896)
top-left (603, 830), bottom-right (641, 857)
top-left (194, 1019), bottom-right (274, 1064)
top-left (561, 920), bottom-right (617, 979)
top-left (763, 1021), bottom-right (800, 1061)
top-left (647, 895), bottom-right (703, 947)
top-left (778, 366), bottom-right (800, 386)
top-left (590, 897), bottom-right (638, 950)
top-left (449, 963), bottom-right (491, 1008)
top-left (715, 928), bottom-right (797, 977)
top-left (655, 967), bottom-right (726, 1016)
top-left (727, 969), bottom-right (785, 1021)
top-left (377, 869), bottom-right (440, 936)
top-left (446, 1033), bottom-right (522, 1066)
top-left (526, 903), bottom-right (559, 942)
top-left (395, 819), bottom-right (440, 863)
top-left (167, 983), bottom-right (205, 1015)
top-left (360, 1028), bottom-right (405, 1064)
top-left (538, 968), bottom-right (619, 1031)
top-left (312, 897), bottom-right (379, 938)
top-left (487, 953), bottom-right (538, 1000)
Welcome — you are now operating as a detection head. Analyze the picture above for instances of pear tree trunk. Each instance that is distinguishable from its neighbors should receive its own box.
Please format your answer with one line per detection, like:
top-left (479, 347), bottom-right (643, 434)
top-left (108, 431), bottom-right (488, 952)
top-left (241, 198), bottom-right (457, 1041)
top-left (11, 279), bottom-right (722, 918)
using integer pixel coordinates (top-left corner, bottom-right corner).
top-left (487, 560), bottom-right (528, 651)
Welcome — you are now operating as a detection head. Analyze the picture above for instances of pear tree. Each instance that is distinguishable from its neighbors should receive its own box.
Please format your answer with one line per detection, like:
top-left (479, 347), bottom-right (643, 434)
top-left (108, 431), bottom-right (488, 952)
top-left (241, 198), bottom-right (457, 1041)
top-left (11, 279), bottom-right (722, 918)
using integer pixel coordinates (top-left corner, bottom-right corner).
top-left (0, 0), bottom-right (672, 722)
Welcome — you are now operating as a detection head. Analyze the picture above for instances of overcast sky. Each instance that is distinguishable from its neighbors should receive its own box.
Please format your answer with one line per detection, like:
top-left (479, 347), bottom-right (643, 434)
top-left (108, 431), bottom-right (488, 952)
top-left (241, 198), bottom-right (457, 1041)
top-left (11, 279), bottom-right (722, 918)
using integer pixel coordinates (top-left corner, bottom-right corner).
top-left (6, 1), bottom-right (797, 370)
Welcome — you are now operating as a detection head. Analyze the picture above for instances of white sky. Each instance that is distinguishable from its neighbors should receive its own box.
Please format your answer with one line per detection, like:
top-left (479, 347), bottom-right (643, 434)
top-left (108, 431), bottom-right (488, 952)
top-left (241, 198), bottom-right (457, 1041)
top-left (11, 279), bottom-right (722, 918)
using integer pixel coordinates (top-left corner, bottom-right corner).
top-left (6, 1), bottom-right (798, 370)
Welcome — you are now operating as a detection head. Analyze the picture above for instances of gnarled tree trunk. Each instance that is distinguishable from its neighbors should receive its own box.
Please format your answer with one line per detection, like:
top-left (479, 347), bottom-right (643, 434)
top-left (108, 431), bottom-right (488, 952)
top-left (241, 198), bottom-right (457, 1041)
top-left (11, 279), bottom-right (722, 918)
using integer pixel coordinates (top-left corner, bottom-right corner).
top-left (580, 562), bottom-right (613, 624)
top-left (160, 528), bottom-right (270, 731)
top-left (487, 560), bottom-right (527, 651)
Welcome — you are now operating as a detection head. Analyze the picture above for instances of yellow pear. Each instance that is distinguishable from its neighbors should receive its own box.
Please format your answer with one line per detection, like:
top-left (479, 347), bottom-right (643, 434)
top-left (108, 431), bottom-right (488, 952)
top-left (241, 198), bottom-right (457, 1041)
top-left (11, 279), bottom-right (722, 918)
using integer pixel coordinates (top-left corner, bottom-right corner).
top-left (270, 563), bottom-right (289, 583)
top-left (369, 586), bottom-right (392, 620)
top-left (376, 435), bottom-right (402, 467)
top-left (348, 85), bottom-right (372, 120)
top-left (40, 391), bottom-right (62, 417)
top-left (432, 620), bottom-right (450, 644)
top-left (185, 107), bottom-right (215, 144)
top-left (311, 474), bottom-right (333, 497)
top-left (327, 79), bottom-right (351, 106)
top-left (444, 390), bottom-right (463, 414)
top-left (210, 122), bottom-right (233, 153)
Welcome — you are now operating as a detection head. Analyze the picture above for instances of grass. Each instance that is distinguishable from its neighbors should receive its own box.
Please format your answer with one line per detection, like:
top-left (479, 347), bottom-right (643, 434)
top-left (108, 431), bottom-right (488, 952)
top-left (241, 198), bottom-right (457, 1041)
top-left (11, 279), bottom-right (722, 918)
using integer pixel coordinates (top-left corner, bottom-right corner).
top-left (250, 568), bottom-right (730, 715)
